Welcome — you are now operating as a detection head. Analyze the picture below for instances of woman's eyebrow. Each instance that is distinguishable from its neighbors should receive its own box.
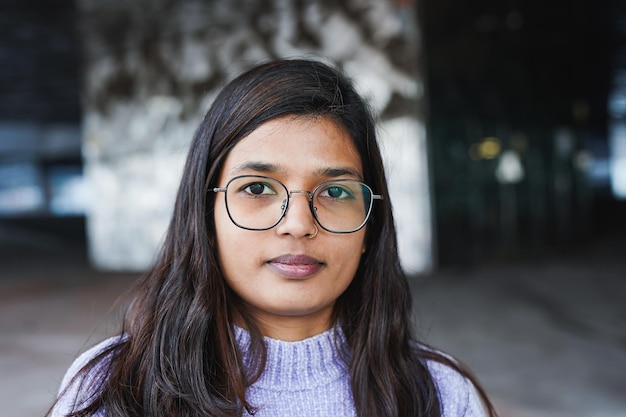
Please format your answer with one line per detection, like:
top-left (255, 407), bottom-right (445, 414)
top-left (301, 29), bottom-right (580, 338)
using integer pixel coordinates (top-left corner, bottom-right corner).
top-left (318, 167), bottom-right (363, 179)
top-left (229, 162), bottom-right (362, 179)
top-left (229, 161), bottom-right (282, 175)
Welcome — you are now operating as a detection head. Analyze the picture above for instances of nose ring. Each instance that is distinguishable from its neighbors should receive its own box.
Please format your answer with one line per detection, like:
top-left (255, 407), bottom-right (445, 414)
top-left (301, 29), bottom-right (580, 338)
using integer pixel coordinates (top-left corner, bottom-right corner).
top-left (308, 224), bottom-right (318, 239)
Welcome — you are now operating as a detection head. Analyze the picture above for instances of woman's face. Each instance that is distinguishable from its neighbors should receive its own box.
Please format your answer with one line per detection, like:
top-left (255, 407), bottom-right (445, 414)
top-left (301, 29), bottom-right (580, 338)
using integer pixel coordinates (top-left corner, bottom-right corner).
top-left (214, 116), bottom-right (366, 340)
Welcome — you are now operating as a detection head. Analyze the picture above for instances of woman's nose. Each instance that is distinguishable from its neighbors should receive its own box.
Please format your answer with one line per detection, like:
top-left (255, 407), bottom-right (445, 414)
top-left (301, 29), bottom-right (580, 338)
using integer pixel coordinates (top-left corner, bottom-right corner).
top-left (274, 193), bottom-right (317, 238)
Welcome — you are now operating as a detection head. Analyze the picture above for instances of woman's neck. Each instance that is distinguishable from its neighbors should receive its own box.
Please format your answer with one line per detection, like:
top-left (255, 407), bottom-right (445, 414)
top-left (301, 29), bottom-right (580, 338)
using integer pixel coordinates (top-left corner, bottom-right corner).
top-left (232, 307), bottom-right (335, 341)
top-left (255, 316), bottom-right (333, 341)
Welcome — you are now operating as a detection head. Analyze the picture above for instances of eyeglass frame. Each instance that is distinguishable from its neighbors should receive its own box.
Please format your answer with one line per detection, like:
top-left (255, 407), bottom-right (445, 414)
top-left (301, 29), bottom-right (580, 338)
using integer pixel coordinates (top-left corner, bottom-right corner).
top-left (211, 175), bottom-right (383, 234)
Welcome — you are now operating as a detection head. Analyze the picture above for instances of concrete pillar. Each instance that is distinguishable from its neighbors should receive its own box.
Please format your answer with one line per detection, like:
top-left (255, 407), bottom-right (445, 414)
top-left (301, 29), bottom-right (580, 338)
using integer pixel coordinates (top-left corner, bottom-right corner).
top-left (77, 0), bottom-right (432, 274)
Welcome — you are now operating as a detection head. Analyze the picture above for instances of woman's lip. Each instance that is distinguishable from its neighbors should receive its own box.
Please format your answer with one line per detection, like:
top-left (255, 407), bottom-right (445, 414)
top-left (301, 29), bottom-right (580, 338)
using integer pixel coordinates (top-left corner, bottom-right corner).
top-left (266, 254), bottom-right (324, 278)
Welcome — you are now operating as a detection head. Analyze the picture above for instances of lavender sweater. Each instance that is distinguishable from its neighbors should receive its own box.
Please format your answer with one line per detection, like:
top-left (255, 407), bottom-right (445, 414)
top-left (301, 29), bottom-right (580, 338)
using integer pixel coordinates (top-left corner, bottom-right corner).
top-left (52, 327), bottom-right (486, 416)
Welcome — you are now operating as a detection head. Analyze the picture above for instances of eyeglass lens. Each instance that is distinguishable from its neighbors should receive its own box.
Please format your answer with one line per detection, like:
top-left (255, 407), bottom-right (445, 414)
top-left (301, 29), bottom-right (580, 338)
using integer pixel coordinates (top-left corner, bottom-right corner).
top-left (223, 176), bottom-right (373, 232)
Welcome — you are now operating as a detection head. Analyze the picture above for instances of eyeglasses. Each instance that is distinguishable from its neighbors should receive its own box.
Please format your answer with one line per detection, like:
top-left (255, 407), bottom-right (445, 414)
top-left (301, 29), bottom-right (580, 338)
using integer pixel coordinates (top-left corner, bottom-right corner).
top-left (212, 175), bottom-right (383, 233)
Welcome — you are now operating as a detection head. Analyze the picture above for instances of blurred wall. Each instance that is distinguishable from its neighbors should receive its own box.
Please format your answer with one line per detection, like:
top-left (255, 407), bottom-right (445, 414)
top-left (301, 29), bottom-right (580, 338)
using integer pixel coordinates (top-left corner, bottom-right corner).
top-left (0, 0), bottom-right (83, 217)
top-left (418, 0), bottom-right (624, 265)
top-left (77, 0), bottom-right (432, 273)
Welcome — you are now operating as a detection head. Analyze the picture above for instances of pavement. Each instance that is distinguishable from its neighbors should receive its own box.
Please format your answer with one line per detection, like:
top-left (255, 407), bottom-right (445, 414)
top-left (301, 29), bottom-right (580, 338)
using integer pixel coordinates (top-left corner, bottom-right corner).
top-left (1, 220), bottom-right (625, 417)
top-left (411, 235), bottom-right (626, 417)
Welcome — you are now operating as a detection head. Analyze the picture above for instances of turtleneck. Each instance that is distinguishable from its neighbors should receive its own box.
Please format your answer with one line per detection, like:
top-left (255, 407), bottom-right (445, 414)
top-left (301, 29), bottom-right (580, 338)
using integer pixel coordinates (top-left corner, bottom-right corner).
top-left (52, 327), bottom-right (487, 417)
top-left (233, 325), bottom-right (356, 416)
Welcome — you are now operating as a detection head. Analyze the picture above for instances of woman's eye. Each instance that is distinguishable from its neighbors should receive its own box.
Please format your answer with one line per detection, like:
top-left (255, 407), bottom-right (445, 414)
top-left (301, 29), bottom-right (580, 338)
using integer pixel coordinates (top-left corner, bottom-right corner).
top-left (320, 185), bottom-right (353, 199)
top-left (243, 182), bottom-right (275, 195)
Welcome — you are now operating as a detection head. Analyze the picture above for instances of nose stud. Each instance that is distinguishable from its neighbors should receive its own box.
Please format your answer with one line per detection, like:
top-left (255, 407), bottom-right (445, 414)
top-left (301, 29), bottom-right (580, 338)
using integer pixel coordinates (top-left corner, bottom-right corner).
top-left (308, 224), bottom-right (319, 239)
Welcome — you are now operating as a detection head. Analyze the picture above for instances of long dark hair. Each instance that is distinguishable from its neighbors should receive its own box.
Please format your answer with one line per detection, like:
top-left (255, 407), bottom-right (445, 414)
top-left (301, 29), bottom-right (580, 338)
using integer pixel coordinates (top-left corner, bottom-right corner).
top-left (55, 59), bottom-right (497, 417)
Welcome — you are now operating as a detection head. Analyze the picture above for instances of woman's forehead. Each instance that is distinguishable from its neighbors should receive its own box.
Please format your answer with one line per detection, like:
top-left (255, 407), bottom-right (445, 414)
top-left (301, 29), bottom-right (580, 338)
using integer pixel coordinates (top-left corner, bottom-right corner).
top-left (221, 116), bottom-right (363, 180)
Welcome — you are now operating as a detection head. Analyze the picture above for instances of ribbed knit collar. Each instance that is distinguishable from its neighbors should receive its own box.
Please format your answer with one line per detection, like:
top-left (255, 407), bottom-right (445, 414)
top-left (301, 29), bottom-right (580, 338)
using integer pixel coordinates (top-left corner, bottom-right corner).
top-left (234, 325), bottom-right (351, 391)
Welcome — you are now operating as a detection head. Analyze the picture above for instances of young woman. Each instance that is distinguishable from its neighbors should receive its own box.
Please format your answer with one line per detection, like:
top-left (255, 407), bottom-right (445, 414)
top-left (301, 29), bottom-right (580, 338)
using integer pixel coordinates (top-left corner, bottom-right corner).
top-left (50, 59), bottom-right (497, 417)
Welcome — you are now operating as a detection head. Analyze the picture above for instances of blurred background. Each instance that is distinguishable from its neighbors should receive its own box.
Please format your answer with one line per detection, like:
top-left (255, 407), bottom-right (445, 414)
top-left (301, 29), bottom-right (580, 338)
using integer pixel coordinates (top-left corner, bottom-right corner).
top-left (1, 0), bottom-right (625, 416)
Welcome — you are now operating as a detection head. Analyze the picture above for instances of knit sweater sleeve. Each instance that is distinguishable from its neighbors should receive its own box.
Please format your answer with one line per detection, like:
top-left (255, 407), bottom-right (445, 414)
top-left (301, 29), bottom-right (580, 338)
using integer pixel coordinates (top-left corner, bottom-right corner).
top-left (50, 336), bottom-right (121, 417)
top-left (427, 359), bottom-right (487, 417)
